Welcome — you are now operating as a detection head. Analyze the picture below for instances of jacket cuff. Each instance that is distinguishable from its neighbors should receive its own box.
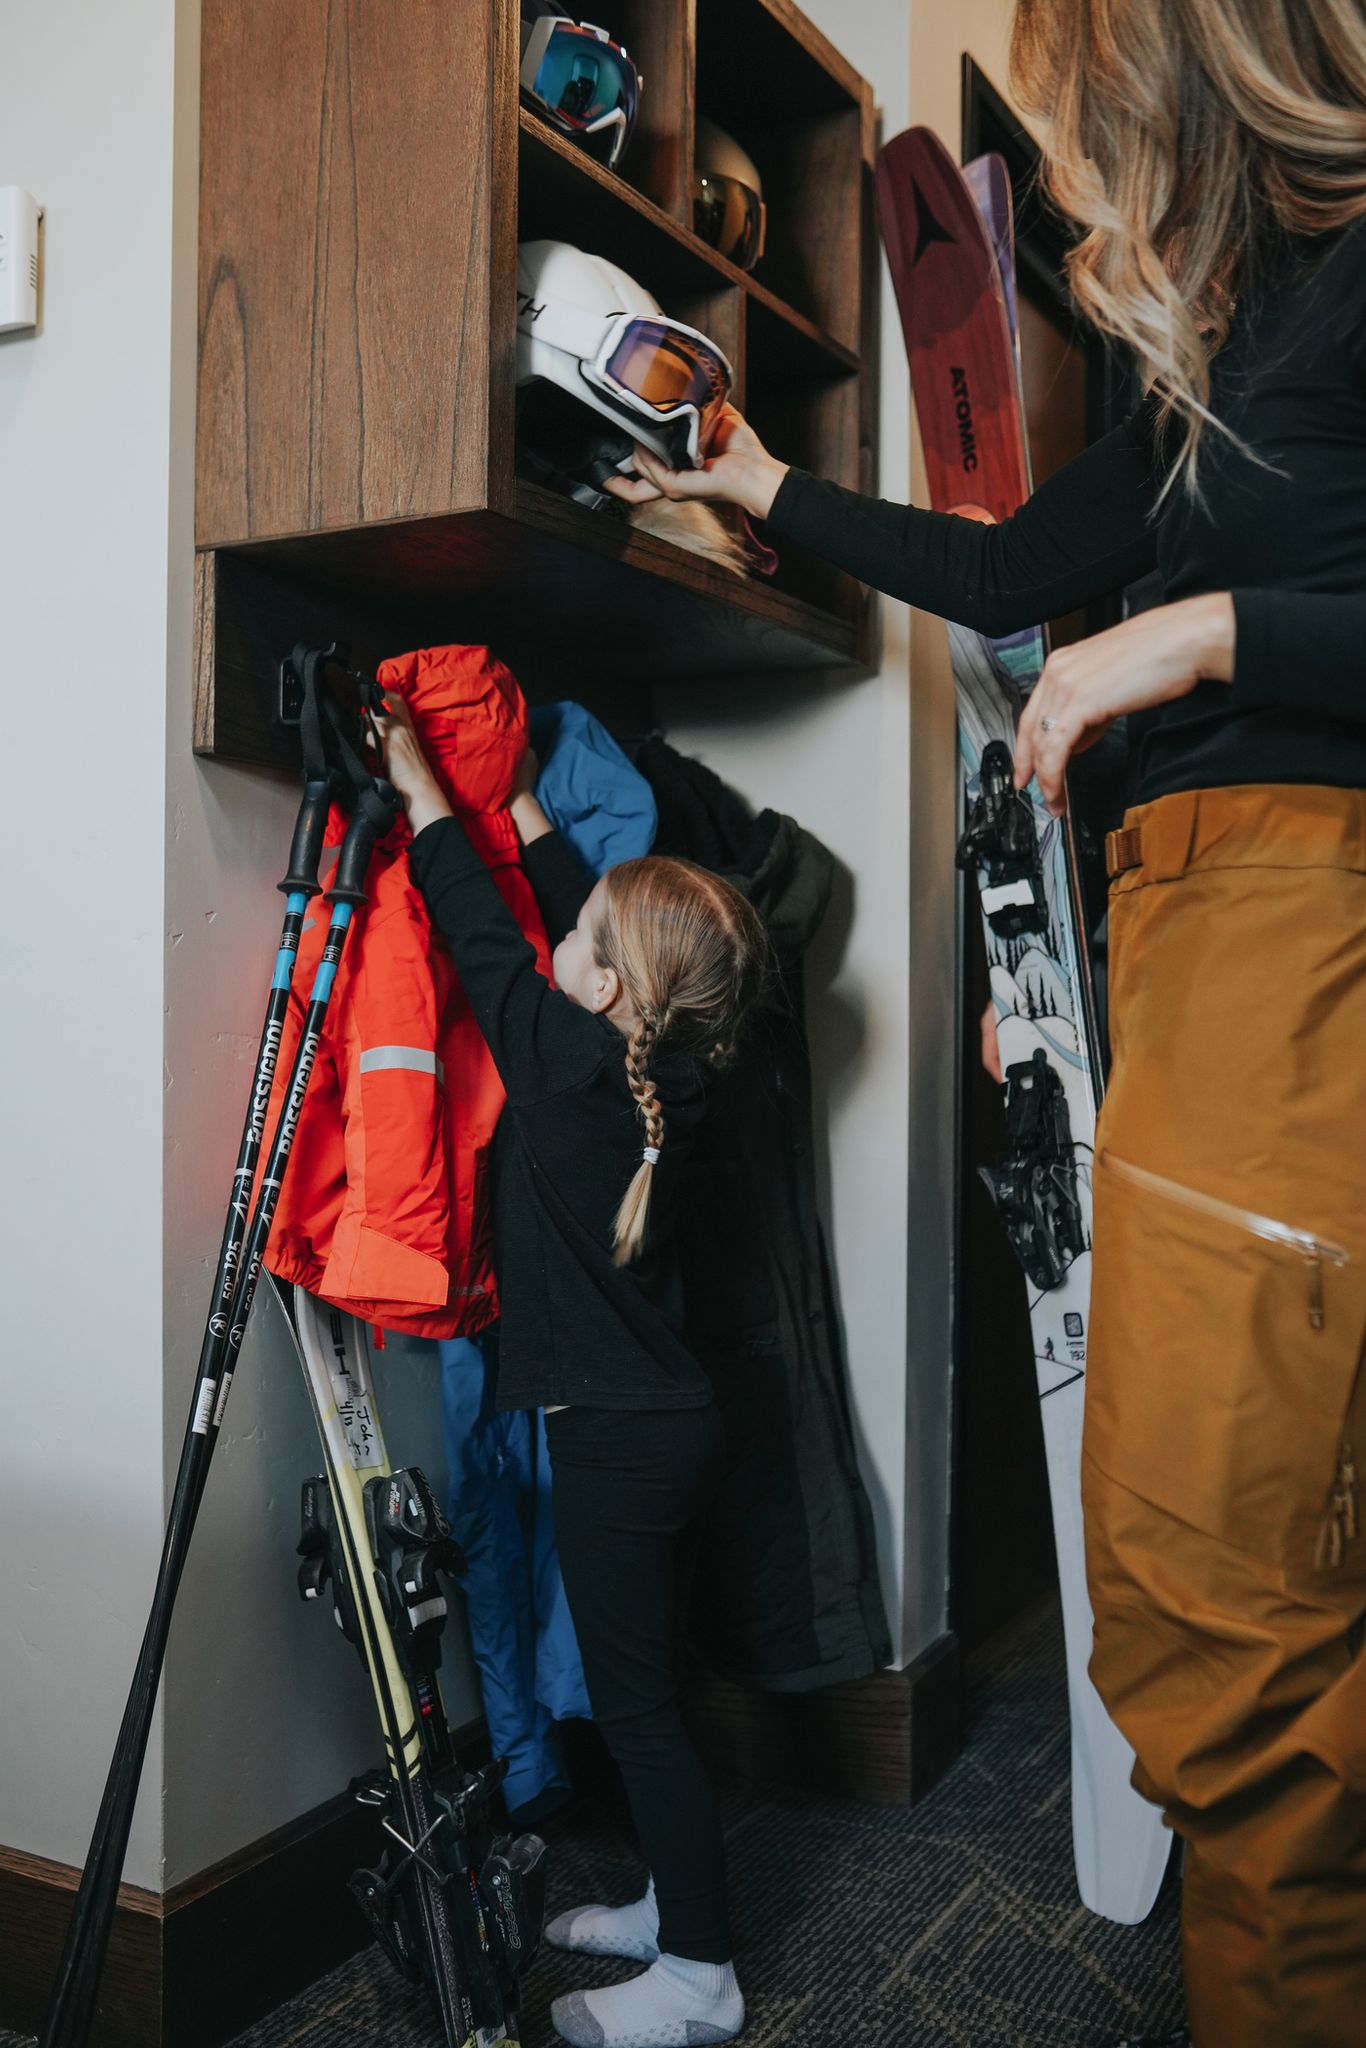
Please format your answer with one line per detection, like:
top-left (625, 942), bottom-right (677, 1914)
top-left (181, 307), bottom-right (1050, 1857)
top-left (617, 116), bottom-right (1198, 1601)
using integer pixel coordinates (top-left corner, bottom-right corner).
top-left (321, 1216), bottom-right (453, 1313)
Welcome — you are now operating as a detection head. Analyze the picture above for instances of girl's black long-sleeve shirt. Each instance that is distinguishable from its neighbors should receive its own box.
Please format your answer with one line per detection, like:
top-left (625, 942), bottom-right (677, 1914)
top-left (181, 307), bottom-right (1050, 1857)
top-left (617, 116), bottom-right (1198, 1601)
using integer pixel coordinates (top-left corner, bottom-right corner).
top-left (409, 815), bottom-right (713, 1413)
top-left (768, 221), bottom-right (1366, 803)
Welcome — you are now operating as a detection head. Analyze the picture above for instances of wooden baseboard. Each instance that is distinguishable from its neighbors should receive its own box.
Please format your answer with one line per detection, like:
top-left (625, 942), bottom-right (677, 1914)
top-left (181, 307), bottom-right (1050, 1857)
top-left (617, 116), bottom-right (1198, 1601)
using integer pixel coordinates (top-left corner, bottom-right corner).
top-left (683, 1634), bottom-right (963, 1807)
top-left (1, 1721), bottom-right (491, 2048)
top-left (4, 1648), bottom-right (964, 2045)
top-left (0, 1846), bottom-right (162, 2048)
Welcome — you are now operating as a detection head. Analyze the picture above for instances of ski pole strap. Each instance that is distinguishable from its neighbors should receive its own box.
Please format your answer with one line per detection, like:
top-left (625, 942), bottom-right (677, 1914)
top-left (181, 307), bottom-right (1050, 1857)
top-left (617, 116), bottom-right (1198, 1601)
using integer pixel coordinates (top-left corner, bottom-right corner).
top-left (291, 641), bottom-right (380, 806)
top-left (295, 644), bottom-right (339, 785)
top-left (322, 689), bottom-right (382, 805)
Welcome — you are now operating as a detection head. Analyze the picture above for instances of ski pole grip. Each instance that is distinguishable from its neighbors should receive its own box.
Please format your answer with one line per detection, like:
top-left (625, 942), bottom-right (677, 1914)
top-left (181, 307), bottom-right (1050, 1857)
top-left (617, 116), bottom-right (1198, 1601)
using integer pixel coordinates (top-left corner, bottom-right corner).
top-left (279, 775), bottom-right (336, 898)
top-left (329, 780), bottom-right (400, 906)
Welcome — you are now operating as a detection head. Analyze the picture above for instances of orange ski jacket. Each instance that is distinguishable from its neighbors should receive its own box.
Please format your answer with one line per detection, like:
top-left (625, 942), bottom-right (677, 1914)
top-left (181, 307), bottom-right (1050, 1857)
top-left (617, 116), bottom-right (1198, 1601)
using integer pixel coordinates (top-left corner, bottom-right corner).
top-left (260, 643), bottom-right (552, 1336)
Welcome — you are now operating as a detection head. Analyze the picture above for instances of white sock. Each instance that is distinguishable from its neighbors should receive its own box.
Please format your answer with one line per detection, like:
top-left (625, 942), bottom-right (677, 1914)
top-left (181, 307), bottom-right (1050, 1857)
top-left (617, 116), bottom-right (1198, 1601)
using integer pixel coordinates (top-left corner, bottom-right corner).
top-left (544, 1877), bottom-right (660, 1961)
top-left (551, 1953), bottom-right (745, 2048)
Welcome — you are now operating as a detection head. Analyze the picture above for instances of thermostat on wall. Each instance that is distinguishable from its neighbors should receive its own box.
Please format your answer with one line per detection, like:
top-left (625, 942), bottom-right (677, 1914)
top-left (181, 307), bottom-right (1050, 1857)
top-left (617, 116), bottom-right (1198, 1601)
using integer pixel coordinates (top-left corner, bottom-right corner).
top-left (0, 187), bottom-right (42, 334)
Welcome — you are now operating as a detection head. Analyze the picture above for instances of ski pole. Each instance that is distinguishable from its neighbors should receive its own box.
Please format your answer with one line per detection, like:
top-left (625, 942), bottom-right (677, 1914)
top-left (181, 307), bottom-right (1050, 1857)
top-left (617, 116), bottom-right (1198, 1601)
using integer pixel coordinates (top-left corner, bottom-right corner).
top-left (40, 774), bottom-right (397, 2048)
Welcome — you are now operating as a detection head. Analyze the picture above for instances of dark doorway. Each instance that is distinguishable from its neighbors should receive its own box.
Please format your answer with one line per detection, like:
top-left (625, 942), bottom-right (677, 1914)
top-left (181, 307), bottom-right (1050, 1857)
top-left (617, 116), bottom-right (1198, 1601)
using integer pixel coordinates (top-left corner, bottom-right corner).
top-left (949, 59), bottom-right (1134, 1653)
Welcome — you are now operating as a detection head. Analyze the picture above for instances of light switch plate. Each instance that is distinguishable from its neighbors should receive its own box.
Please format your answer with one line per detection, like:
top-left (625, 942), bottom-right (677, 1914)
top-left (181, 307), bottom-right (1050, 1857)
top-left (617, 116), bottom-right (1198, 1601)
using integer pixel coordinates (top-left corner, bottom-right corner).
top-left (0, 187), bottom-right (42, 333)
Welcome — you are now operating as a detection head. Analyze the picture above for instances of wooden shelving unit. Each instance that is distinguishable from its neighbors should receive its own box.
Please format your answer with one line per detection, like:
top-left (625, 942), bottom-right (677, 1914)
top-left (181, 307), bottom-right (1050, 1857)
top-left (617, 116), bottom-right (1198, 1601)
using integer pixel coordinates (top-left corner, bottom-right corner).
top-left (195, 0), bottom-right (876, 767)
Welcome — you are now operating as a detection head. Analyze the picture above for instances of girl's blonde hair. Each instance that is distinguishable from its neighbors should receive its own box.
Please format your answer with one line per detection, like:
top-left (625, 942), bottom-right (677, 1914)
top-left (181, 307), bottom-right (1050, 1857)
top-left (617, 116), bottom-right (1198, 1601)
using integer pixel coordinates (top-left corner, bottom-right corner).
top-left (592, 856), bottom-right (769, 1266)
top-left (1010, 0), bottom-right (1366, 495)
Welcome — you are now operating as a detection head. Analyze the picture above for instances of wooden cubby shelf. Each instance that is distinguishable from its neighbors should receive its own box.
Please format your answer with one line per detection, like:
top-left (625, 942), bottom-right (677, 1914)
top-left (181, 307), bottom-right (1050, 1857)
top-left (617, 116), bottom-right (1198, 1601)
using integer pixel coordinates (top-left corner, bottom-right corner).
top-left (194, 0), bottom-right (876, 768)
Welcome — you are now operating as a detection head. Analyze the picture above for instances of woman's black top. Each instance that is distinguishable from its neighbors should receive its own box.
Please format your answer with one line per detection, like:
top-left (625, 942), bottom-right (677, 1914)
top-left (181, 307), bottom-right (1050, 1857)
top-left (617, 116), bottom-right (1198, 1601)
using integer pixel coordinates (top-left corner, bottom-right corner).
top-left (409, 816), bottom-right (712, 1414)
top-left (767, 222), bottom-right (1366, 804)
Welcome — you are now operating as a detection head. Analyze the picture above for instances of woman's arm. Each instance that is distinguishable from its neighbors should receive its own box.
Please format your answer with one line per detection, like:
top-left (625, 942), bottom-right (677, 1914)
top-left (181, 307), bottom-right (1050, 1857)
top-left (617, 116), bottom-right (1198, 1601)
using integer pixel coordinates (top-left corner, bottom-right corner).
top-left (1229, 589), bottom-right (1366, 726)
top-left (605, 403), bottom-right (1162, 635)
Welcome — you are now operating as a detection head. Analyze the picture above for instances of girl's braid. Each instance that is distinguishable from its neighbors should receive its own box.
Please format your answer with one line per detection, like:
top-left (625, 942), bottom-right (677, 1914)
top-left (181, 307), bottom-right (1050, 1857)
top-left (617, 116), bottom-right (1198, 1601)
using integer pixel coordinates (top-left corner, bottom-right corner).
top-left (624, 1014), bottom-right (665, 1155)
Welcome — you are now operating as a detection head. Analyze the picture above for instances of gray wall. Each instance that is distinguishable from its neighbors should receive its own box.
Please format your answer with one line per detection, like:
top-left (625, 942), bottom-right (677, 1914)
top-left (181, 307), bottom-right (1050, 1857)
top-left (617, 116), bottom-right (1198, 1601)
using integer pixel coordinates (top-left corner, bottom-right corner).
top-left (660, 0), bottom-right (961, 1669)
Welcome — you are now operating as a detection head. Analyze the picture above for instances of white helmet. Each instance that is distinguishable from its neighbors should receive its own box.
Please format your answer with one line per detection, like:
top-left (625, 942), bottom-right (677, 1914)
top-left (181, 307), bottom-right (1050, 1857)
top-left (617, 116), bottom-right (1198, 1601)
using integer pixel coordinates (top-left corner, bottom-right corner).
top-left (516, 238), bottom-right (733, 470)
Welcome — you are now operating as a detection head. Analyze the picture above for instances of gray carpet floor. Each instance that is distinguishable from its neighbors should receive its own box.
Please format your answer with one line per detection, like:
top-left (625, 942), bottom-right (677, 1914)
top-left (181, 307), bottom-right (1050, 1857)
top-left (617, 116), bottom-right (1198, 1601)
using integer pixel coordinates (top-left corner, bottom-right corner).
top-left (5, 1600), bottom-right (1188, 2048)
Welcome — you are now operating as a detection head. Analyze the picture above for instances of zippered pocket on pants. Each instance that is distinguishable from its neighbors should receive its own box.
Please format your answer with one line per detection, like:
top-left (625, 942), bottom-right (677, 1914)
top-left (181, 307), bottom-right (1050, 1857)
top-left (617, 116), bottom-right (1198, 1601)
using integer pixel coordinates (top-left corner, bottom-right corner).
top-left (1087, 1152), bottom-right (1361, 1569)
top-left (1100, 1151), bottom-right (1349, 1332)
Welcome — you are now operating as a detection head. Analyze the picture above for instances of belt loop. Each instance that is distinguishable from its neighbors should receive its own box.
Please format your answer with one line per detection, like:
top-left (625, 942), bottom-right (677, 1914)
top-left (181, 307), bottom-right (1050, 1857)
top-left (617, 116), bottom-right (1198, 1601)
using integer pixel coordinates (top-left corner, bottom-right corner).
top-left (1144, 791), bottom-right (1200, 883)
top-left (1106, 825), bottom-right (1143, 879)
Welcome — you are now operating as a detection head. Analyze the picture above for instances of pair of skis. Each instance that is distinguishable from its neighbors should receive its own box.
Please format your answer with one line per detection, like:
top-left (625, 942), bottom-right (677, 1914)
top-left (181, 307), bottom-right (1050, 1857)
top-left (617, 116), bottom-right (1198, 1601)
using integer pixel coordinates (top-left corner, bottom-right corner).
top-left (269, 1279), bottom-right (546, 2047)
top-left (40, 650), bottom-right (540, 2048)
top-left (876, 129), bottom-right (1171, 1925)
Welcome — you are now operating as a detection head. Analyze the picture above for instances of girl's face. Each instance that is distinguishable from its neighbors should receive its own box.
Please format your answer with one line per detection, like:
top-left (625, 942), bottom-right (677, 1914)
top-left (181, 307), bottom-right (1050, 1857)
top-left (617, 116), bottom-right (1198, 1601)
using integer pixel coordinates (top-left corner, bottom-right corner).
top-left (553, 878), bottom-right (625, 1023)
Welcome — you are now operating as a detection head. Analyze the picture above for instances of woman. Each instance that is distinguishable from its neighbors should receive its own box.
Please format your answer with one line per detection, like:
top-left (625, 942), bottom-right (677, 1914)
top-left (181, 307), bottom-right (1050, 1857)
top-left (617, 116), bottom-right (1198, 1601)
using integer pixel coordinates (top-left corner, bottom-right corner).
top-left (610, 5), bottom-right (1366, 2045)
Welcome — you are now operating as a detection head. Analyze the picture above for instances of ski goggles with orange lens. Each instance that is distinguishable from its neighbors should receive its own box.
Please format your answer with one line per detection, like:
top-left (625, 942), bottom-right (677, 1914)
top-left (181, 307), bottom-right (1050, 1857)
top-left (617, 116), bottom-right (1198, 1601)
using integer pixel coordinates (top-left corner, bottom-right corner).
top-left (692, 172), bottom-right (767, 272)
top-left (587, 315), bottom-right (732, 466)
top-left (520, 19), bottom-right (641, 169)
top-left (517, 289), bottom-right (734, 466)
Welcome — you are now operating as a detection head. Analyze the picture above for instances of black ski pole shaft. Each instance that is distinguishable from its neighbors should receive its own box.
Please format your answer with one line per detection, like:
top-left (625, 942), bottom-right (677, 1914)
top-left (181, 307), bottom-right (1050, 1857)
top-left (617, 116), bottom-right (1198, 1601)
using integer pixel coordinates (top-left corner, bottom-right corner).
top-left (39, 780), bottom-right (392, 2048)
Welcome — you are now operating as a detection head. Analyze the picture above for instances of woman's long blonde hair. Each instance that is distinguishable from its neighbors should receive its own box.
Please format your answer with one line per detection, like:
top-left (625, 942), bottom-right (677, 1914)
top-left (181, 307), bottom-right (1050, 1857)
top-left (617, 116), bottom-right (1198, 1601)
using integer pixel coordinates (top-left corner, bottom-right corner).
top-left (592, 857), bottom-right (769, 1267)
top-left (1010, 0), bottom-right (1366, 493)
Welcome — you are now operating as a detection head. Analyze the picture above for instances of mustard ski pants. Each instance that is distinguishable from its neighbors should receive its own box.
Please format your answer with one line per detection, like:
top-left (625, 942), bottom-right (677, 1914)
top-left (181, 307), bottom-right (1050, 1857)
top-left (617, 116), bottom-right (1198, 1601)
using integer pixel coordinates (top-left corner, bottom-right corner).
top-left (1085, 785), bottom-right (1366, 2048)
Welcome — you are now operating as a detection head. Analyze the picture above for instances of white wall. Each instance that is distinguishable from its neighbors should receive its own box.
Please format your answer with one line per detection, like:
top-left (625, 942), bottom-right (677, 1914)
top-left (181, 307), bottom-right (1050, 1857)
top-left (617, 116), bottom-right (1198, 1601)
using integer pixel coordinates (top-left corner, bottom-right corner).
top-left (1, 0), bottom-right (480, 1895)
top-left (1, 0), bottom-right (182, 1891)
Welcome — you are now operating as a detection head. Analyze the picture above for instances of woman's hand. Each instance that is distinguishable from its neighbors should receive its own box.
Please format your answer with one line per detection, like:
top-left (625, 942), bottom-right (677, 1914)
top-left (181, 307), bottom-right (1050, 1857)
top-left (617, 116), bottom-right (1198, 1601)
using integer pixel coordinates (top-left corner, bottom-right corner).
top-left (601, 405), bottom-right (789, 522)
top-left (980, 998), bottom-right (1004, 1085)
top-left (374, 689), bottom-right (452, 837)
top-left (1013, 592), bottom-right (1236, 813)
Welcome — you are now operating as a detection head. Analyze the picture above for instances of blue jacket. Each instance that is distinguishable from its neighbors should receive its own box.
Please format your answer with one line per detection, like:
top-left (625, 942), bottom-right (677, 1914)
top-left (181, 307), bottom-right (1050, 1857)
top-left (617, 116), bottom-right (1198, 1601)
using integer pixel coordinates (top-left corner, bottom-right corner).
top-left (531, 702), bottom-right (656, 873)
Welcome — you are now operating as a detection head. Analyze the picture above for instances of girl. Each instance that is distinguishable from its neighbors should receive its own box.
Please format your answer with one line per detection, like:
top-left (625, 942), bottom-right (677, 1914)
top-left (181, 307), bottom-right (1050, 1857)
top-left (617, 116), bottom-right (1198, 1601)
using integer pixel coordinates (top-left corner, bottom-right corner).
top-left (608, 5), bottom-right (1366, 2044)
top-left (377, 689), bottom-right (767, 2048)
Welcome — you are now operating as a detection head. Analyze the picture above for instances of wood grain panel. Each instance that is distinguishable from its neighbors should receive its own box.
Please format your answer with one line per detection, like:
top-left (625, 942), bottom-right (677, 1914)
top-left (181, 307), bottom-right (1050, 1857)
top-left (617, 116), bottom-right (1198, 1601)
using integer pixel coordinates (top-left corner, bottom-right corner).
top-left (194, 0), bottom-right (877, 758)
top-left (0, 1846), bottom-right (161, 2048)
top-left (683, 1633), bottom-right (963, 1808)
top-left (601, 0), bottom-right (694, 218)
top-left (198, 0), bottom-right (498, 547)
top-left (517, 111), bottom-right (856, 370)
top-left (194, 490), bottom-right (865, 766)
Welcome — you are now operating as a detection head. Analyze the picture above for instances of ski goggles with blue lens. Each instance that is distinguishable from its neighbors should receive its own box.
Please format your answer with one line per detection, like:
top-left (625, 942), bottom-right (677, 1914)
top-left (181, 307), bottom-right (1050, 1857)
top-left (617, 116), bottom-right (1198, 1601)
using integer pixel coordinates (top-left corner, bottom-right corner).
top-left (520, 19), bottom-right (642, 169)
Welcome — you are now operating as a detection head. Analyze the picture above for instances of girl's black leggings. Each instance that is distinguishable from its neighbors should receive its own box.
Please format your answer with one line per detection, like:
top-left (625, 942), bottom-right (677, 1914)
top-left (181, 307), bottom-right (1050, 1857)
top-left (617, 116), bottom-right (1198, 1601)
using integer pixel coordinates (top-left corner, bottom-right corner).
top-left (545, 1401), bottom-right (730, 1964)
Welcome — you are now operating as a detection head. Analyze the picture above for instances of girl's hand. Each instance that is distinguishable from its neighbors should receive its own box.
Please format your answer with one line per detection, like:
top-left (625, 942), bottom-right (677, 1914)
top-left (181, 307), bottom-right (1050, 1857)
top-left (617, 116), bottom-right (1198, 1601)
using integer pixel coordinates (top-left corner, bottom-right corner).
top-left (602, 405), bottom-right (789, 522)
top-left (374, 690), bottom-right (452, 837)
top-left (512, 744), bottom-right (541, 804)
top-left (1013, 592), bottom-right (1236, 814)
top-left (509, 744), bottom-right (554, 847)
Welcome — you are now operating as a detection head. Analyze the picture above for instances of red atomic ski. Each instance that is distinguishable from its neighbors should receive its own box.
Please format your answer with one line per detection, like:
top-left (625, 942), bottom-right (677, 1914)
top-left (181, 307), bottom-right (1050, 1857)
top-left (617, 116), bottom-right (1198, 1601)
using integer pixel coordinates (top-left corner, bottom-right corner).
top-left (876, 124), bottom-right (1171, 1928)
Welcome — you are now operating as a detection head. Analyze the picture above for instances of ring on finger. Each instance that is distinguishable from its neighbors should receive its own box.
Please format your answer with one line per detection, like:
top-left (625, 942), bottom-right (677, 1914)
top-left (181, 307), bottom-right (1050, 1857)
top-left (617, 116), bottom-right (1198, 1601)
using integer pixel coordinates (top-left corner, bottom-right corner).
top-left (1039, 716), bottom-right (1058, 733)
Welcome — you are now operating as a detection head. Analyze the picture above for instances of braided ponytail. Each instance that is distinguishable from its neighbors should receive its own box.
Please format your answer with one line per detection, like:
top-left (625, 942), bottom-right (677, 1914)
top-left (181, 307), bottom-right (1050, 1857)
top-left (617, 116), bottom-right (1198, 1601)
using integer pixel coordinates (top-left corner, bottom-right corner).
top-left (612, 1014), bottom-right (665, 1266)
top-left (594, 856), bottom-right (770, 1269)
